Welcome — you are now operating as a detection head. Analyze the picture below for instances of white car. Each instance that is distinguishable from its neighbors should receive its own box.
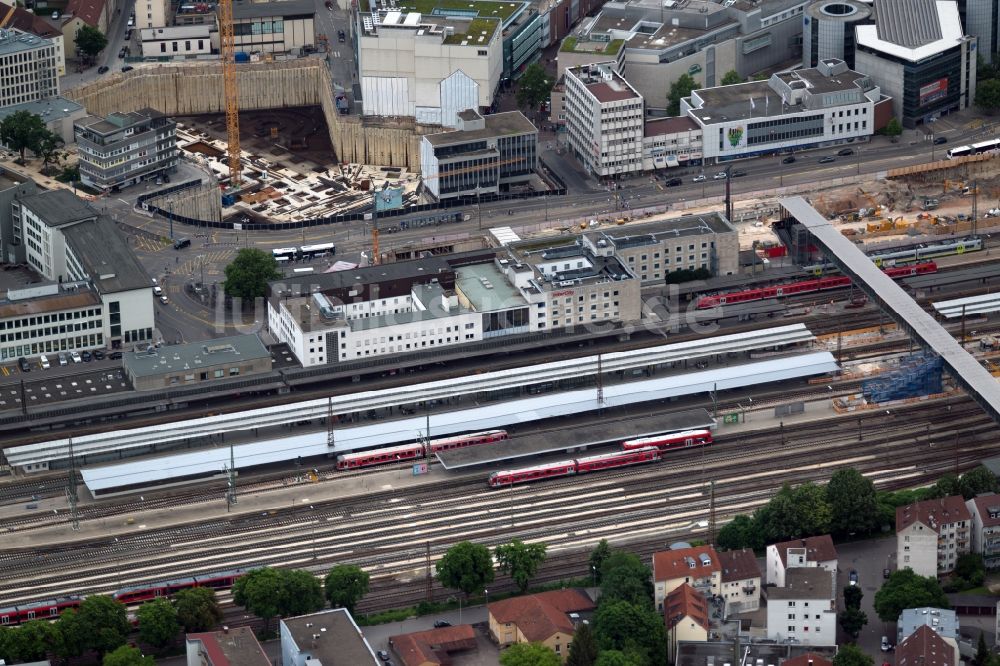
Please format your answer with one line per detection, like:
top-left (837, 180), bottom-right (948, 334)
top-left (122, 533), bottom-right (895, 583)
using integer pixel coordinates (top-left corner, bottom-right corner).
top-left (159, 295), bottom-right (169, 305)
top-left (691, 174), bottom-right (706, 183)
top-left (70, 351), bottom-right (82, 363)
top-left (153, 286), bottom-right (163, 296)
top-left (713, 171), bottom-right (728, 180)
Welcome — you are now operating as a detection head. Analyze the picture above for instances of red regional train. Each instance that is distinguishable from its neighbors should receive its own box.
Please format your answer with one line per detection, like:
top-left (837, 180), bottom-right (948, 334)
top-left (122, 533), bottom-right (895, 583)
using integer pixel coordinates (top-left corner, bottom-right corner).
top-left (621, 429), bottom-right (713, 451)
top-left (487, 447), bottom-right (661, 487)
top-left (695, 262), bottom-right (937, 309)
top-left (336, 429), bottom-right (508, 470)
top-left (0, 568), bottom-right (251, 626)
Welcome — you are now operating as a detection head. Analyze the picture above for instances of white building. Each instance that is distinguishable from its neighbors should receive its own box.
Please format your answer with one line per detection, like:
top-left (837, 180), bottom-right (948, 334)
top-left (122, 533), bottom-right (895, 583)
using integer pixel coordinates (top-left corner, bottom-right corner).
top-left (280, 609), bottom-right (379, 666)
top-left (140, 25), bottom-right (214, 57)
top-left (135, 0), bottom-right (168, 30)
top-left (683, 58), bottom-right (886, 163)
top-left (766, 535), bottom-right (838, 588)
top-left (5, 5), bottom-right (67, 76)
top-left (0, 28), bottom-right (59, 110)
top-left (897, 608), bottom-right (958, 648)
top-left (966, 493), bottom-right (1000, 569)
top-left (563, 61), bottom-right (644, 178)
top-left (897, 495), bottom-right (971, 577)
top-left (231, 0), bottom-right (314, 55)
top-left (358, 10), bottom-right (503, 126)
top-left (641, 116), bottom-right (703, 171)
top-left (765, 568), bottom-right (837, 646)
top-left (0, 189), bottom-right (154, 361)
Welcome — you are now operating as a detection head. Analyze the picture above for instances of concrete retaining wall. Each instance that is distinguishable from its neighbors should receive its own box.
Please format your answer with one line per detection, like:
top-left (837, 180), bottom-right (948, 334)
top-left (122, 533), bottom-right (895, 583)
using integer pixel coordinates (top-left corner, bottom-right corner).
top-left (64, 59), bottom-right (437, 170)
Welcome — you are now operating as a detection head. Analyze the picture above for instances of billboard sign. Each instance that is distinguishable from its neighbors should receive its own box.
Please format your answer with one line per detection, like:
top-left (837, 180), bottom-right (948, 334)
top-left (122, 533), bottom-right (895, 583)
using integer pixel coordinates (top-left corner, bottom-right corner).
top-left (919, 78), bottom-right (949, 107)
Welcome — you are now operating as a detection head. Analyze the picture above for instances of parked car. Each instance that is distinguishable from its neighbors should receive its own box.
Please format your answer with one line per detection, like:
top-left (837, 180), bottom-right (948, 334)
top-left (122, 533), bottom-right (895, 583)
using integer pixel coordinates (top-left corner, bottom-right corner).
top-left (883, 567), bottom-right (891, 579)
top-left (731, 168), bottom-right (747, 177)
top-left (159, 295), bottom-right (169, 305)
top-left (18, 357), bottom-right (30, 372)
top-left (39, 354), bottom-right (50, 369)
top-left (93, 349), bottom-right (106, 360)
top-left (782, 155), bottom-right (796, 164)
top-left (849, 570), bottom-right (858, 586)
top-left (118, 47), bottom-right (127, 58)
top-left (125, 28), bottom-right (133, 40)
top-left (81, 351), bottom-right (93, 362)
top-left (837, 148), bottom-right (855, 156)
top-left (97, 65), bottom-right (109, 74)
top-left (692, 174), bottom-right (706, 183)
top-left (665, 177), bottom-right (683, 187)
top-left (819, 155), bottom-right (836, 164)
top-left (934, 136), bottom-right (948, 145)
top-left (58, 352), bottom-right (68, 366)
top-left (881, 637), bottom-right (893, 652)
top-left (713, 171), bottom-right (728, 180)
top-left (338, 29), bottom-right (346, 42)
top-left (109, 351), bottom-right (123, 360)
top-left (433, 620), bottom-right (451, 628)
top-left (70, 351), bottom-right (82, 363)
top-left (376, 650), bottom-right (390, 661)
top-left (153, 286), bottom-right (163, 296)
top-left (121, 65), bottom-right (134, 73)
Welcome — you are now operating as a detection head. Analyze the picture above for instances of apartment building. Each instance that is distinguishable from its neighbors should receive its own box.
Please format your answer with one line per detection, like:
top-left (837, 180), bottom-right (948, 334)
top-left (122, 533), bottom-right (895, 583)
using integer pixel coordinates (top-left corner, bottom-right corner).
top-left (765, 568), bottom-right (837, 646)
top-left (135, 0), bottom-right (168, 29)
top-left (75, 108), bottom-right (178, 191)
top-left (965, 493), bottom-right (1000, 569)
top-left (896, 607), bottom-right (958, 647)
top-left (0, 28), bottom-right (59, 109)
top-left (652, 546), bottom-right (721, 612)
top-left (718, 548), bottom-right (761, 616)
top-left (665, 584), bottom-right (709, 662)
top-left (766, 535), bottom-right (838, 588)
top-left (896, 495), bottom-right (971, 576)
top-left (896, 625), bottom-right (958, 666)
top-left (419, 109), bottom-right (537, 200)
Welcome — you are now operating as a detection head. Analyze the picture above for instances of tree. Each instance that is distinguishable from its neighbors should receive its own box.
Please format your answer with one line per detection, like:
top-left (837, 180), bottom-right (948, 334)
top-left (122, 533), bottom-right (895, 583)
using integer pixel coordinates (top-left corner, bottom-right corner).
top-left (954, 553), bottom-right (986, 588)
top-left (436, 541), bottom-right (495, 598)
top-left (566, 621), bottom-right (599, 666)
top-left (137, 597), bottom-right (180, 650)
top-left (324, 564), bottom-right (370, 614)
top-left (874, 569), bottom-right (949, 622)
top-left (974, 632), bottom-right (991, 666)
top-left (173, 587), bottom-right (223, 633)
top-left (103, 644), bottom-right (155, 666)
top-left (516, 63), bottom-right (554, 113)
top-left (758, 482), bottom-right (831, 543)
top-left (720, 70), bottom-right (742, 85)
top-left (54, 608), bottom-right (89, 660)
top-left (976, 78), bottom-right (1000, 114)
top-left (600, 551), bottom-right (654, 608)
top-left (499, 641), bottom-right (561, 666)
top-left (595, 651), bottom-right (644, 666)
top-left (717, 514), bottom-right (760, 550)
top-left (843, 584), bottom-right (863, 610)
top-left (76, 595), bottom-right (130, 655)
top-left (883, 117), bottom-right (903, 138)
top-left (233, 567), bottom-right (284, 630)
top-left (0, 626), bottom-right (13, 663)
top-left (592, 599), bottom-right (667, 665)
top-left (278, 569), bottom-right (325, 618)
top-left (960, 466), bottom-right (998, 499)
top-left (75, 25), bottom-right (108, 63)
top-left (838, 607), bottom-right (867, 640)
top-left (0, 110), bottom-right (47, 162)
top-left (494, 539), bottom-right (547, 593)
top-left (827, 468), bottom-right (879, 536)
top-left (223, 248), bottom-right (282, 300)
top-left (832, 643), bottom-right (873, 666)
top-left (8, 619), bottom-right (58, 662)
top-left (932, 473), bottom-right (960, 498)
top-left (667, 74), bottom-right (698, 116)
top-left (35, 130), bottom-right (65, 175)
top-left (589, 539), bottom-right (613, 584)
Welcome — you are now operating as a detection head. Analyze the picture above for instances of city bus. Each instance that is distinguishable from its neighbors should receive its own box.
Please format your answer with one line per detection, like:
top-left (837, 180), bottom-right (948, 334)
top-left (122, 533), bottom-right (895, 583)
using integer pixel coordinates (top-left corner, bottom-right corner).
top-left (299, 242), bottom-right (335, 259)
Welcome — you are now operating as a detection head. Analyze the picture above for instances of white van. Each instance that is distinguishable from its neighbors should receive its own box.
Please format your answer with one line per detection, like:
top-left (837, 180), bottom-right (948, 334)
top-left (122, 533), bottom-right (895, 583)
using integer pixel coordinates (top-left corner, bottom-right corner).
top-left (39, 354), bottom-right (50, 369)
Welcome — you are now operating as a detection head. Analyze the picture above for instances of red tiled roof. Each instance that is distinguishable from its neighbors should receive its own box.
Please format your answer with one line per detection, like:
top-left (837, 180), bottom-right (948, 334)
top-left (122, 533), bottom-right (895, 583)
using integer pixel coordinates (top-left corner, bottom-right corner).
top-left (719, 548), bottom-right (760, 583)
top-left (782, 652), bottom-right (834, 666)
top-left (968, 494), bottom-right (1000, 527)
top-left (7, 7), bottom-right (61, 38)
top-left (896, 625), bottom-right (956, 666)
top-left (653, 546), bottom-right (719, 582)
top-left (390, 624), bottom-right (477, 666)
top-left (489, 590), bottom-right (594, 643)
top-left (664, 583), bottom-right (709, 631)
top-left (644, 116), bottom-right (700, 137)
top-left (65, 0), bottom-right (105, 27)
top-left (772, 535), bottom-right (837, 567)
top-left (897, 496), bottom-right (971, 535)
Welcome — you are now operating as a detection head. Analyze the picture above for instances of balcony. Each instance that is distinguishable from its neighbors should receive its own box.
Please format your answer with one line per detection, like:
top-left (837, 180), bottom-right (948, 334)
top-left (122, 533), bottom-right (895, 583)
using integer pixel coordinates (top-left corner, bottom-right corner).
top-left (742, 585), bottom-right (757, 595)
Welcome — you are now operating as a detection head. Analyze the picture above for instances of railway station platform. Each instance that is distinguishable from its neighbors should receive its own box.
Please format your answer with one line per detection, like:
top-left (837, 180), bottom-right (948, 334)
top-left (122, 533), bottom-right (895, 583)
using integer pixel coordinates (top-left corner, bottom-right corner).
top-left (933, 293), bottom-right (1000, 319)
top-left (904, 262), bottom-right (1000, 291)
top-left (434, 408), bottom-right (713, 469)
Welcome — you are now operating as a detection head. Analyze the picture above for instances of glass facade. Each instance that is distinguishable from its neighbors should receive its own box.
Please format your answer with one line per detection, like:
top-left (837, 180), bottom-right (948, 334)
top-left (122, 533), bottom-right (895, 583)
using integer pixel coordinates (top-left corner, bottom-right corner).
top-left (744, 113), bottom-right (824, 146)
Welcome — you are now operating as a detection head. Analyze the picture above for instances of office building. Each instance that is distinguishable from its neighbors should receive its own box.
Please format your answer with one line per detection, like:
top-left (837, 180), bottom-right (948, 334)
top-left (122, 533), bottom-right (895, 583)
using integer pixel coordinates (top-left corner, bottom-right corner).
top-left (0, 97), bottom-right (86, 145)
top-left (231, 0), bottom-right (314, 54)
top-left (75, 108), bottom-right (178, 191)
top-left (564, 61), bottom-right (644, 178)
top-left (896, 495), bottom-right (971, 576)
top-left (5, 5), bottom-right (66, 75)
top-left (280, 609), bottom-right (380, 666)
top-left (123, 335), bottom-right (271, 391)
top-left (0, 28), bottom-right (59, 109)
top-left (419, 109), bottom-right (537, 200)
top-left (683, 58), bottom-right (889, 162)
top-left (140, 25), bottom-right (215, 57)
top-left (960, 0), bottom-right (999, 64)
top-left (802, 0), bottom-right (872, 69)
top-left (855, 0), bottom-right (976, 128)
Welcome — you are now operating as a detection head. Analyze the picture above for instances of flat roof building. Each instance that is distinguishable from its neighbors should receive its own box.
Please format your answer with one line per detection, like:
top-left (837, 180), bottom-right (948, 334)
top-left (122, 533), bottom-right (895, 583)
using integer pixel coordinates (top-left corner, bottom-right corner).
top-left (123, 334), bottom-right (271, 391)
top-left (420, 109), bottom-right (537, 200)
top-left (75, 108), bottom-right (178, 191)
top-left (0, 97), bottom-right (86, 145)
top-left (231, 0), bottom-right (315, 54)
top-left (280, 608), bottom-right (380, 666)
top-left (185, 627), bottom-right (270, 665)
top-left (0, 28), bottom-right (60, 110)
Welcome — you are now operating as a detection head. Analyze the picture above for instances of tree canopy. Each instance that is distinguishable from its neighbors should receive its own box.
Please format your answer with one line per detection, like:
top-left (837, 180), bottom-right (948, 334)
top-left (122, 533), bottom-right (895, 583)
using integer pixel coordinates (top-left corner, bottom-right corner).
top-left (827, 469), bottom-right (879, 536)
top-left (667, 74), bottom-right (698, 116)
top-left (137, 597), bottom-right (180, 649)
top-left (103, 645), bottom-right (155, 666)
top-left (223, 248), bottom-right (282, 300)
top-left (3, 619), bottom-right (58, 662)
top-left (717, 514), bottom-right (761, 551)
top-left (883, 117), bottom-right (903, 137)
top-left (594, 651), bottom-right (645, 666)
top-left (976, 78), bottom-right (1000, 114)
top-left (720, 70), bottom-right (742, 85)
top-left (516, 63), bottom-right (555, 112)
top-left (592, 599), bottom-right (666, 665)
top-left (832, 644), bottom-right (873, 666)
top-left (280, 569), bottom-right (326, 618)
top-left (232, 567), bottom-right (284, 629)
top-left (843, 584), bottom-right (863, 610)
top-left (494, 539), bottom-right (547, 593)
top-left (76, 25), bottom-right (108, 61)
top-left (499, 641), bottom-right (562, 666)
top-left (599, 551), bottom-right (654, 609)
top-left (0, 110), bottom-right (48, 162)
top-left (589, 539), bottom-right (613, 584)
top-left (76, 595), bottom-right (131, 656)
top-left (874, 569), bottom-right (949, 622)
top-left (324, 564), bottom-right (371, 614)
top-left (566, 621), bottom-right (599, 666)
top-left (436, 541), bottom-right (495, 598)
top-left (838, 606), bottom-right (867, 640)
top-left (173, 586), bottom-right (223, 633)
top-left (958, 466), bottom-right (998, 499)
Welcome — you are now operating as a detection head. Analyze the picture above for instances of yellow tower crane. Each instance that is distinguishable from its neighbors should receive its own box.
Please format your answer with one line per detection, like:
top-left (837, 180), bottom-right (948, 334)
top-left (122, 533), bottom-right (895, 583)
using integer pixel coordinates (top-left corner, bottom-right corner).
top-left (218, 0), bottom-right (241, 187)
top-left (0, 4), bottom-right (18, 28)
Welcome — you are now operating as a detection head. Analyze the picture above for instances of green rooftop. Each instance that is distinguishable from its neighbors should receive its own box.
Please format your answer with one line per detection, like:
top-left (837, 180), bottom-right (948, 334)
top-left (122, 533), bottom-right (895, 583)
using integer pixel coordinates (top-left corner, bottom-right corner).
top-left (396, 0), bottom-right (522, 22)
top-left (442, 16), bottom-right (500, 44)
top-left (560, 36), bottom-right (624, 56)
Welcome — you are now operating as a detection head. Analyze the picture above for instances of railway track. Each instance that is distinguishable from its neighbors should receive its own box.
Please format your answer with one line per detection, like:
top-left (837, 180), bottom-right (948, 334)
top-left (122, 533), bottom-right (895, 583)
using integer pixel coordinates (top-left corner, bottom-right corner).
top-left (0, 399), bottom-right (986, 613)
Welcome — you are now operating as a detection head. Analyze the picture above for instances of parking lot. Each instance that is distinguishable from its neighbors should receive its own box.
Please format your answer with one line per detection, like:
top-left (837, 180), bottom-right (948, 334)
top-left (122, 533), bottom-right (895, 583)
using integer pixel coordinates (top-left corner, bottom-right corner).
top-left (0, 367), bottom-right (131, 410)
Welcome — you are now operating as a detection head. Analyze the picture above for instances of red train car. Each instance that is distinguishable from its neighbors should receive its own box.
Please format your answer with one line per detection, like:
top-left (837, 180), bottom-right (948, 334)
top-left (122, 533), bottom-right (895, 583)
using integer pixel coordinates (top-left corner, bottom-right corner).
top-left (488, 460), bottom-right (577, 487)
top-left (428, 429), bottom-right (509, 453)
top-left (696, 262), bottom-right (937, 309)
top-left (335, 442), bottom-right (425, 470)
top-left (487, 448), bottom-right (662, 487)
top-left (0, 596), bottom-right (82, 626)
top-left (113, 576), bottom-right (198, 604)
top-left (574, 447), bottom-right (661, 473)
top-left (622, 429), bottom-right (713, 452)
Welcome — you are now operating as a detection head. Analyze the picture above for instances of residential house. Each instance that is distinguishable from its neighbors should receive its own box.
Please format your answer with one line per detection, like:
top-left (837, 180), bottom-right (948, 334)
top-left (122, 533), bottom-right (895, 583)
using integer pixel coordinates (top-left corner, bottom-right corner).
top-left (61, 0), bottom-right (109, 61)
top-left (765, 568), bottom-right (837, 646)
top-left (896, 608), bottom-right (958, 648)
top-left (896, 624), bottom-right (958, 666)
top-left (652, 546), bottom-right (721, 612)
top-left (897, 496), bottom-right (971, 576)
top-left (766, 535), bottom-right (838, 588)
top-left (965, 493), bottom-right (1000, 569)
top-left (664, 583), bottom-right (709, 663)
top-left (488, 589), bottom-right (594, 661)
top-left (389, 625), bottom-right (478, 666)
top-left (718, 548), bottom-right (761, 617)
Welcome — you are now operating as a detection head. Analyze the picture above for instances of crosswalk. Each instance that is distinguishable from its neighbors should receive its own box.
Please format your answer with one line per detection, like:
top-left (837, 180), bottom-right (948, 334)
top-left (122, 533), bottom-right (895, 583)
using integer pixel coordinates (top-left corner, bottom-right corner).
top-left (176, 250), bottom-right (234, 278)
top-left (133, 235), bottom-right (171, 253)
